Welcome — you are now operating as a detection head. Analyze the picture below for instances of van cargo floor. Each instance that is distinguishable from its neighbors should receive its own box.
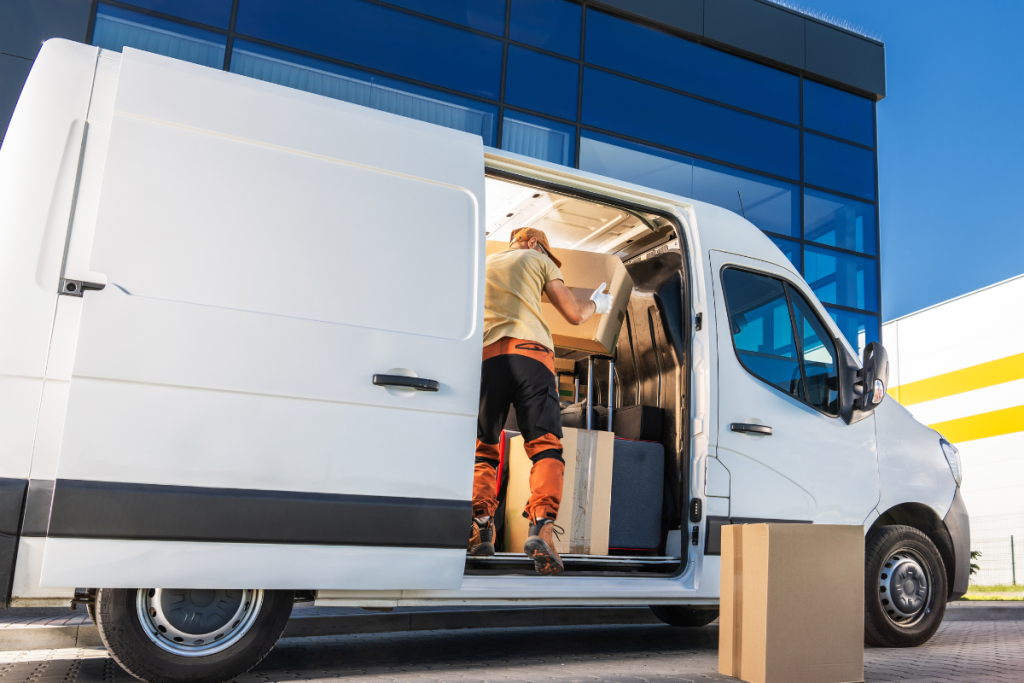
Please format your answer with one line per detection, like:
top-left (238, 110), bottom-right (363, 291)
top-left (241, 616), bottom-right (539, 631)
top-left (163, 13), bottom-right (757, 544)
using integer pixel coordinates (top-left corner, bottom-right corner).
top-left (465, 552), bottom-right (679, 574)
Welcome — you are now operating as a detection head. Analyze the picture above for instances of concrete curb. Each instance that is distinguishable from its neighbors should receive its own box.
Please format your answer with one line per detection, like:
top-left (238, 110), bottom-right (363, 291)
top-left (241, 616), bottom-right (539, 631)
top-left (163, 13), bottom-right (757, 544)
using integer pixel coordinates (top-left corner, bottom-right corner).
top-left (0, 601), bottom-right (1019, 651)
top-left (944, 601), bottom-right (1024, 621)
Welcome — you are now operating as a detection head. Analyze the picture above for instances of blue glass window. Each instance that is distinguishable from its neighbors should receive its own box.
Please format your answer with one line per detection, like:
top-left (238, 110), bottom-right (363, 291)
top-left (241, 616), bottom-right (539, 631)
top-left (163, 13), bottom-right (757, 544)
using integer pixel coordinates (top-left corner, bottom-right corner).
top-left (790, 288), bottom-right (840, 415)
top-left (694, 45), bottom-right (799, 124)
top-left (236, 0), bottom-right (503, 99)
top-left (583, 68), bottom-right (799, 179)
top-left (501, 111), bottom-right (575, 165)
top-left (114, 0), bottom-right (233, 29)
top-left (579, 132), bottom-right (692, 197)
top-left (825, 308), bottom-right (880, 358)
top-left (384, 0), bottom-right (506, 36)
top-left (804, 189), bottom-right (877, 255)
top-left (510, 0), bottom-right (582, 58)
top-left (93, 4), bottom-right (225, 68)
top-left (504, 46), bottom-right (579, 120)
top-left (804, 133), bottom-right (876, 200)
top-left (583, 9), bottom-right (798, 123)
top-left (722, 269), bottom-right (804, 402)
top-left (768, 235), bottom-right (801, 271)
top-left (803, 80), bottom-right (874, 147)
top-left (230, 41), bottom-right (497, 145)
top-left (692, 160), bottom-right (799, 237)
top-left (804, 246), bottom-right (878, 312)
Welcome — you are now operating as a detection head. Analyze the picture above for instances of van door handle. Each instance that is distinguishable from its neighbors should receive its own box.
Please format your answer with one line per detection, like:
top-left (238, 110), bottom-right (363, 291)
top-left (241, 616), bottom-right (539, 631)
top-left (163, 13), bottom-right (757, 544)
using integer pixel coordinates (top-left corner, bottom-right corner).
top-left (731, 423), bottom-right (772, 435)
top-left (373, 375), bottom-right (440, 392)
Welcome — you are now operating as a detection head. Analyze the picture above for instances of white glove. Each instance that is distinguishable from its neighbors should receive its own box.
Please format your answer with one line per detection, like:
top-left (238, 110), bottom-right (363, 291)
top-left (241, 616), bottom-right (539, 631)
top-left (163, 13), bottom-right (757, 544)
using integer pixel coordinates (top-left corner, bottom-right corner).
top-left (590, 282), bottom-right (614, 315)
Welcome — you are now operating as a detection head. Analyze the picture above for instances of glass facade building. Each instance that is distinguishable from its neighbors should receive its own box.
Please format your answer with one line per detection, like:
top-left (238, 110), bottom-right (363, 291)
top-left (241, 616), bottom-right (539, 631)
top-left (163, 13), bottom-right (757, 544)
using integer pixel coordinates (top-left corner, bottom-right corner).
top-left (85, 0), bottom-right (881, 352)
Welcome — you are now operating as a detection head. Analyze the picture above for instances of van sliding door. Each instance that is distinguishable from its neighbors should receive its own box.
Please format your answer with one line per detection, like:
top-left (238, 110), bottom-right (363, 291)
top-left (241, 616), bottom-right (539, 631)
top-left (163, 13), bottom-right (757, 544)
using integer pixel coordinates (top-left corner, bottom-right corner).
top-left (40, 49), bottom-right (484, 590)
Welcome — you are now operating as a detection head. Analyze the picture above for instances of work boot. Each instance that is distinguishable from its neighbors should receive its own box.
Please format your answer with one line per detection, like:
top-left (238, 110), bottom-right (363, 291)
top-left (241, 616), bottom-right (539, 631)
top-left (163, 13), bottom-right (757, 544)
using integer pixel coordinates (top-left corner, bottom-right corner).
top-left (469, 517), bottom-right (495, 556)
top-left (524, 518), bottom-right (564, 575)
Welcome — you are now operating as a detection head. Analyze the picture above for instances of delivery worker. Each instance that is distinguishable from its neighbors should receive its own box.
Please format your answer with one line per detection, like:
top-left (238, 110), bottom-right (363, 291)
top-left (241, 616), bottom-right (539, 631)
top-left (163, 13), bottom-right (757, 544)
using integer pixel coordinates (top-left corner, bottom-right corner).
top-left (470, 227), bottom-right (614, 575)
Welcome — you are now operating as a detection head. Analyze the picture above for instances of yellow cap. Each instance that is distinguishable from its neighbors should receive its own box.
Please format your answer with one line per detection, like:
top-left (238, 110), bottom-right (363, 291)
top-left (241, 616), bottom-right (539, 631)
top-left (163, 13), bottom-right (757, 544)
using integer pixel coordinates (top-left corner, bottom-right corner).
top-left (510, 227), bottom-right (561, 268)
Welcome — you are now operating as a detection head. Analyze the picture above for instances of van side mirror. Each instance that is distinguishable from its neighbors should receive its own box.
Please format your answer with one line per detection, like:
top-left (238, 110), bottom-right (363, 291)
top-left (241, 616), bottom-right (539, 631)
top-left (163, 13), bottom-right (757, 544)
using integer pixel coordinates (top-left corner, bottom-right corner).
top-left (838, 341), bottom-right (889, 425)
top-left (858, 341), bottom-right (889, 409)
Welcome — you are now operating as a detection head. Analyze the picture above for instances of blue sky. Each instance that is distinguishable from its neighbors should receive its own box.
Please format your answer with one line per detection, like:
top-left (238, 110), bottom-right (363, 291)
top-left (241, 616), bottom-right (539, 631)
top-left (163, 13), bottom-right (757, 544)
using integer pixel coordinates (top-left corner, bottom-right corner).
top-left (804, 0), bottom-right (1024, 321)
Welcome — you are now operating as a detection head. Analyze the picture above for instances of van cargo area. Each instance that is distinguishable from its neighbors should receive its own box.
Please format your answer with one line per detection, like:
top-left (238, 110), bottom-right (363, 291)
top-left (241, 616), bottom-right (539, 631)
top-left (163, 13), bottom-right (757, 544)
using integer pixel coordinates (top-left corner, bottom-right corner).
top-left (469, 175), bottom-right (689, 576)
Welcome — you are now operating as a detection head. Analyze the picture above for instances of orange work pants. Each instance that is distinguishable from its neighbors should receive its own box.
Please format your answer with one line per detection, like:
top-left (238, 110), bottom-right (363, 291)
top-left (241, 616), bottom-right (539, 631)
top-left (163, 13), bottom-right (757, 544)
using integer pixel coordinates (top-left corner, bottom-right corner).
top-left (474, 338), bottom-right (564, 521)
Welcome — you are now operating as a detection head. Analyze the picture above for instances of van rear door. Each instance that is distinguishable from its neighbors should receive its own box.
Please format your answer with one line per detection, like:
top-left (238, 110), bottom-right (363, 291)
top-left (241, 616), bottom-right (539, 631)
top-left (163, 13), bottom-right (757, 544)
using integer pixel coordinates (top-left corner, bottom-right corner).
top-left (40, 48), bottom-right (483, 591)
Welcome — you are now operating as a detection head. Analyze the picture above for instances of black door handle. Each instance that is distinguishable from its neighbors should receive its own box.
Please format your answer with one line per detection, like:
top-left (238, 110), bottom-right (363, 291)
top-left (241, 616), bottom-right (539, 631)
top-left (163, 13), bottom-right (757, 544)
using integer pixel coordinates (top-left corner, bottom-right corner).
top-left (730, 423), bottom-right (772, 435)
top-left (373, 375), bottom-right (440, 392)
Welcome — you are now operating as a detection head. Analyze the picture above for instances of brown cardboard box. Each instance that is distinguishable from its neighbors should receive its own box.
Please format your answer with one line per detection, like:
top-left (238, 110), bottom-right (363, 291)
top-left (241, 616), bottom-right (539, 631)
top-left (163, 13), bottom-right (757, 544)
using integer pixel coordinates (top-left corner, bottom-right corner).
top-left (486, 241), bottom-right (633, 354)
top-left (719, 524), bottom-right (864, 683)
top-left (504, 427), bottom-right (614, 555)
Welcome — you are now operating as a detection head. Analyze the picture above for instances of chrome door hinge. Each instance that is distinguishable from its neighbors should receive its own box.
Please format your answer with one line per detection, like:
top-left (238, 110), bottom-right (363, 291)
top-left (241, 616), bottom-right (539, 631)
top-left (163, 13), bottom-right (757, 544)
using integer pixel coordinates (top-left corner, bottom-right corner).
top-left (60, 279), bottom-right (105, 297)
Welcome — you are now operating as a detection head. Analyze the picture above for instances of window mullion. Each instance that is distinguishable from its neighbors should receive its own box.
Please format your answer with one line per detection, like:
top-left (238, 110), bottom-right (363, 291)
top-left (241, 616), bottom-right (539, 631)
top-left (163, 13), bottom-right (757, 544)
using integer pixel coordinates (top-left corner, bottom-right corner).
top-left (784, 283), bottom-right (810, 402)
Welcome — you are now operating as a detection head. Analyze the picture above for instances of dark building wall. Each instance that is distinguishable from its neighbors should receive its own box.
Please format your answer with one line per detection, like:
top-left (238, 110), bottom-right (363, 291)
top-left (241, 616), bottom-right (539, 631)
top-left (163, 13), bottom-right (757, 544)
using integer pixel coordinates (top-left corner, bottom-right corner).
top-left (0, 0), bottom-right (886, 145)
top-left (594, 0), bottom-right (885, 97)
top-left (0, 0), bottom-right (93, 145)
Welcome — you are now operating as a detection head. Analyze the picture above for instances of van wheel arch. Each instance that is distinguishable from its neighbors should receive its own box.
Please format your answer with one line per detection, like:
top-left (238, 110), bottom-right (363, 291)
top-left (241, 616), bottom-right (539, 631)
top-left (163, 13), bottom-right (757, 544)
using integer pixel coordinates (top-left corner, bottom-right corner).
top-left (871, 503), bottom-right (955, 600)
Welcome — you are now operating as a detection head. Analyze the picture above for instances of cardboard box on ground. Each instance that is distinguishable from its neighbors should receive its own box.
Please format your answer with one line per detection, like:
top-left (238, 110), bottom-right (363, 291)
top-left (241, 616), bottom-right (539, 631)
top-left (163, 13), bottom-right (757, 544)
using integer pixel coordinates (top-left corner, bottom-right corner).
top-left (485, 241), bottom-right (633, 354)
top-left (504, 428), bottom-right (614, 555)
top-left (720, 524), bottom-right (864, 683)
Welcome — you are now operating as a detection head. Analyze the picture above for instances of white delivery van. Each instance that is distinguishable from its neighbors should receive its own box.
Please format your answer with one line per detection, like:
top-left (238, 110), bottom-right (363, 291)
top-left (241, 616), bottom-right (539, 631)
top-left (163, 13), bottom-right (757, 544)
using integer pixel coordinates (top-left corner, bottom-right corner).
top-left (0, 40), bottom-right (969, 682)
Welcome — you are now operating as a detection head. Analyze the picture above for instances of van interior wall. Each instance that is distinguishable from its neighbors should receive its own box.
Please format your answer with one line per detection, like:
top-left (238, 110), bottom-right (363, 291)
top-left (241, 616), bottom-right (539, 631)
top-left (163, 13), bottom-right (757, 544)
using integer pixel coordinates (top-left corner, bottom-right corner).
top-left (589, 250), bottom-right (688, 542)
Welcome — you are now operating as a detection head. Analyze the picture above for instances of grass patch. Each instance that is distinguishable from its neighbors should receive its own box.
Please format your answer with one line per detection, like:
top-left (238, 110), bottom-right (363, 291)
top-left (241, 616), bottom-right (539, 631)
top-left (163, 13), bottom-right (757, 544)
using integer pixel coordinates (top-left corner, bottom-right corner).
top-left (968, 584), bottom-right (1023, 592)
top-left (959, 594), bottom-right (1023, 601)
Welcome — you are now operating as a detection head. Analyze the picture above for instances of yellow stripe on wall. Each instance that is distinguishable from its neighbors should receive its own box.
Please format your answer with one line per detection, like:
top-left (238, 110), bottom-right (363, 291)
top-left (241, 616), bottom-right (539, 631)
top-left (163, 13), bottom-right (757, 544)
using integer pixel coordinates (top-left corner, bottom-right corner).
top-left (893, 352), bottom-right (1024, 406)
top-left (928, 404), bottom-right (1024, 443)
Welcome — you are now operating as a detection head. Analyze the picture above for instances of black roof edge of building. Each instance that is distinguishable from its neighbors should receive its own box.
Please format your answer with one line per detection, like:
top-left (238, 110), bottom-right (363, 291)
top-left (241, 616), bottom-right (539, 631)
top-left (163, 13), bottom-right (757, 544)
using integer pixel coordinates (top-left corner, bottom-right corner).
top-left (590, 0), bottom-right (886, 101)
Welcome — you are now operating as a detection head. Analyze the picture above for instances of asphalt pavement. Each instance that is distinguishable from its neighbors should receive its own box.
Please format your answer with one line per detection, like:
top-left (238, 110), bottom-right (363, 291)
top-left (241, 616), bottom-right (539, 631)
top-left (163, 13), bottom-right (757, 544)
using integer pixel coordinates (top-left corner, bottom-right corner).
top-left (0, 615), bottom-right (1020, 682)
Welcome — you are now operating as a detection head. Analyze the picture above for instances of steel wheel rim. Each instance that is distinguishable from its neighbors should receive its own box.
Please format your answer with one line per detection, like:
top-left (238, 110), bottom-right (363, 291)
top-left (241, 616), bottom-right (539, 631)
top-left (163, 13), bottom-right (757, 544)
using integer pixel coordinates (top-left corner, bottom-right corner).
top-left (136, 588), bottom-right (263, 657)
top-left (878, 547), bottom-right (932, 628)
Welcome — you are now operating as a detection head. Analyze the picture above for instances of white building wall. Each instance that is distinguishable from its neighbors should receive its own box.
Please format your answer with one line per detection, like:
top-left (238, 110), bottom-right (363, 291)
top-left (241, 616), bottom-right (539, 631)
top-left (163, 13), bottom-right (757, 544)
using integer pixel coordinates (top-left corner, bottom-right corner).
top-left (883, 274), bottom-right (1024, 585)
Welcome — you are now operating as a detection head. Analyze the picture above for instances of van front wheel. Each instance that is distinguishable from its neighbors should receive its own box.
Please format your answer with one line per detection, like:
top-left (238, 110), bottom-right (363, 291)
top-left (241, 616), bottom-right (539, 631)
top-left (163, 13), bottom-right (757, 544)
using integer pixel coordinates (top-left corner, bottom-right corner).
top-left (864, 525), bottom-right (947, 647)
top-left (94, 588), bottom-right (293, 683)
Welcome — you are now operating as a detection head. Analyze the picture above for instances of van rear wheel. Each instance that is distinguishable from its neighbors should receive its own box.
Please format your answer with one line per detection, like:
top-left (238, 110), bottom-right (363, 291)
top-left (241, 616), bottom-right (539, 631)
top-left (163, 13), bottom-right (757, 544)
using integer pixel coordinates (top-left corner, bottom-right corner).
top-left (94, 588), bottom-right (293, 683)
top-left (864, 525), bottom-right (947, 647)
top-left (649, 605), bottom-right (719, 627)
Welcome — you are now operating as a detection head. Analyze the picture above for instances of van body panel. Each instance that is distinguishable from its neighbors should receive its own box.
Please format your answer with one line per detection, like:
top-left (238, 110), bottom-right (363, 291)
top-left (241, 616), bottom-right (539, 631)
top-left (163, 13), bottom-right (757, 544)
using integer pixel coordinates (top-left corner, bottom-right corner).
top-left (41, 539), bottom-right (465, 590)
top-left (710, 250), bottom-right (880, 525)
top-left (0, 42), bottom-right (963, 606)
top-left (35, 45), bottom-right (485, 590)
top-left (0, 40), bottom-right (97, 483)
top-left (873, 399), bottom-right (957, 521)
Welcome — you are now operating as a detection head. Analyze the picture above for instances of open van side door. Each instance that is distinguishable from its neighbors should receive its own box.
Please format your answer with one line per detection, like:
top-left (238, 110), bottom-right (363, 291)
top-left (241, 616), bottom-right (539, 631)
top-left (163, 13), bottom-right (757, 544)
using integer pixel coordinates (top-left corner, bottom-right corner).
top-left (40, 48), bottom-right (484, 590)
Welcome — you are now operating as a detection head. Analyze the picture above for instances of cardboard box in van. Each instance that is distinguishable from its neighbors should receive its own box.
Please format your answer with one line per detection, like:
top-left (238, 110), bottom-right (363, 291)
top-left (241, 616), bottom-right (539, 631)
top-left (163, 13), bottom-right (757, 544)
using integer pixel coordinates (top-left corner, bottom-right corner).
top-left (504, 427), bottom-right (615, 555)
top-left (719, 524), bottom-right (864, 683)
top-left (485, 241), bottom-right (633, 354)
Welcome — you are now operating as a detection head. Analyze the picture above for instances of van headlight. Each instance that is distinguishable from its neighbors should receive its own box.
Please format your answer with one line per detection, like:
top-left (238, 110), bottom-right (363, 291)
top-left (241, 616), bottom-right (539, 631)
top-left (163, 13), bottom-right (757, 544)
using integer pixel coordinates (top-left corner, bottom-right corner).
top-left (940, 438), bottom-right (962, 486)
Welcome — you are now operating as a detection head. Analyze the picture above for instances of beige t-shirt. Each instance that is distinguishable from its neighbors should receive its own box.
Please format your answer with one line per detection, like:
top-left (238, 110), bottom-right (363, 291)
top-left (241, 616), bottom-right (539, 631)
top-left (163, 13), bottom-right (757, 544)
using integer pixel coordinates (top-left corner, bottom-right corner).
top-left (483, 248), bottom-right (564, 349)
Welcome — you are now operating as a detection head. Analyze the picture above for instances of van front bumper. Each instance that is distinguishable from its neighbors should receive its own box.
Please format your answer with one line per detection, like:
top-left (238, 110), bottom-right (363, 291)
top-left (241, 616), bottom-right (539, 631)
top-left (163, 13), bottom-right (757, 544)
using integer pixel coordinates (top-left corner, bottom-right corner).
top-left (943, 488), bottom-right (971, 600)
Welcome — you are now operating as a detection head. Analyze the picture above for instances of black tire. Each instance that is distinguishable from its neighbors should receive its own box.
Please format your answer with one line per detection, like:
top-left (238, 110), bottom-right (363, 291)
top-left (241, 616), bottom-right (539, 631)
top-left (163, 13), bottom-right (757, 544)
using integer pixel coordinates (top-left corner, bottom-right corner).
top-left (864, 525), bottom-right (947, 647)
top-left (650, 605), bottom-right (719, 627)
top-left (94, 588), bottom-right (293, 683)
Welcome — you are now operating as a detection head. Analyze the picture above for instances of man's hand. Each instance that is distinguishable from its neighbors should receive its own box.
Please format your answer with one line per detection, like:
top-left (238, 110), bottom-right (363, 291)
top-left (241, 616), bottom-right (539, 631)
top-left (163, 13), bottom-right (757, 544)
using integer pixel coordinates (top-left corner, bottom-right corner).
top-left (590, 283), bottom-right (614, 315)
top-left (545, 279), bottom-right (605, 325)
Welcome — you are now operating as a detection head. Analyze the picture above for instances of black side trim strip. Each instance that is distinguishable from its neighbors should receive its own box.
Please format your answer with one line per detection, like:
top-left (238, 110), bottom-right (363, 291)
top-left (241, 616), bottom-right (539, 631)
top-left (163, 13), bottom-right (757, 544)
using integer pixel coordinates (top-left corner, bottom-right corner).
top-left (0, 478), bottom-right (27, 537)
top-left (20, 480), bottom-right (54, 537)
top-left (0, 477), bottom-right (28, 609)
top-left (704, 515), bottom-right (812, 556)
top-left (48, 480), bottom-right (471, 549)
